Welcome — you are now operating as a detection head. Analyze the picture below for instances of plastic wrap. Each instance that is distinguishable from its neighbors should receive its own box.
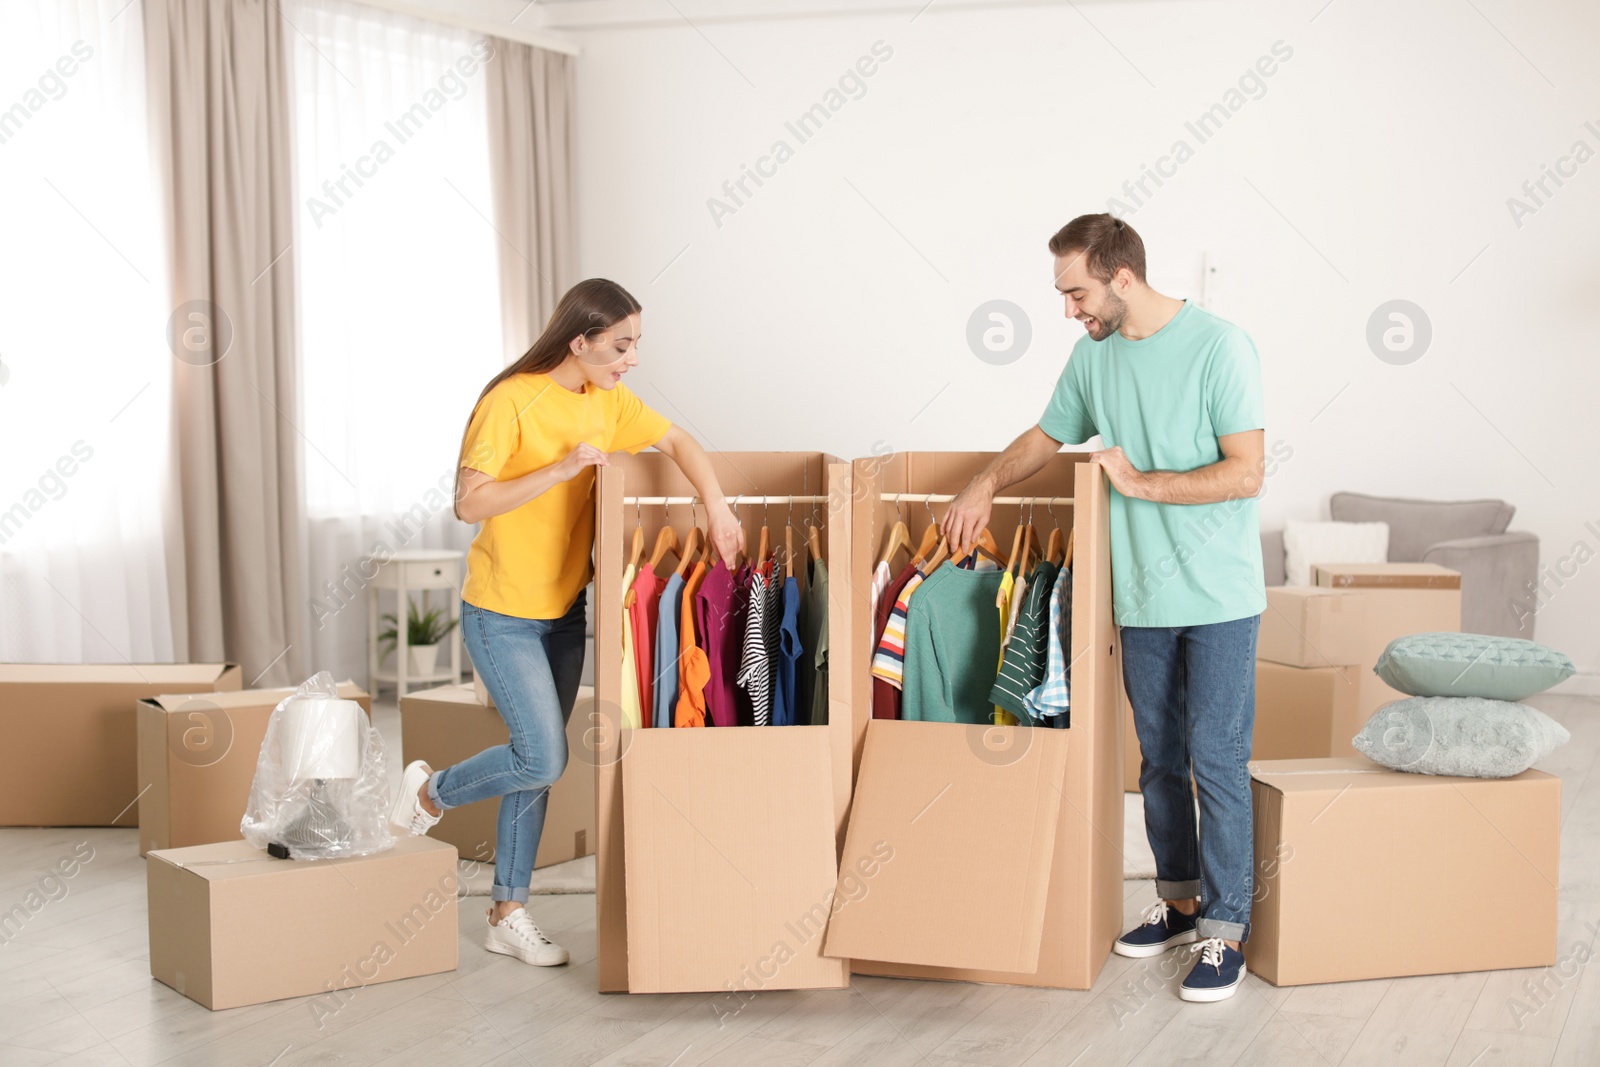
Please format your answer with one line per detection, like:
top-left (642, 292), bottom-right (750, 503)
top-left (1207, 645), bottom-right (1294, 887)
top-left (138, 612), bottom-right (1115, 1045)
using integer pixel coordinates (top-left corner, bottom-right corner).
top-left (241, 671), bottom-right (394, 860)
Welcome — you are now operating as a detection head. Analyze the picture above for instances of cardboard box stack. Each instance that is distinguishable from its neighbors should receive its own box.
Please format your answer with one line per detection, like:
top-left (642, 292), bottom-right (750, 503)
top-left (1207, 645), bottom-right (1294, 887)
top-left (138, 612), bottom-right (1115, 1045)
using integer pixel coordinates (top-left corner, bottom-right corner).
top-left (147, 836), bottom-right (458, 1010)
top-left (0, 664), bottom-right (241, 827)
top-left (136, 681), bottom-right (371, 855)
top-left (1247, 756), bottom-right (1558, 985)
top-left (400, 682), bottom-right (595, 869)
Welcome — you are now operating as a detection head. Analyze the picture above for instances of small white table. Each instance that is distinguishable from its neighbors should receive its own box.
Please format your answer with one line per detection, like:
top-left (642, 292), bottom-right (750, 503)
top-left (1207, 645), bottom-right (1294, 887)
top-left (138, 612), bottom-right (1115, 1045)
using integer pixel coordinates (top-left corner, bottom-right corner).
top-left (367, 550), bottom-right (464, 698)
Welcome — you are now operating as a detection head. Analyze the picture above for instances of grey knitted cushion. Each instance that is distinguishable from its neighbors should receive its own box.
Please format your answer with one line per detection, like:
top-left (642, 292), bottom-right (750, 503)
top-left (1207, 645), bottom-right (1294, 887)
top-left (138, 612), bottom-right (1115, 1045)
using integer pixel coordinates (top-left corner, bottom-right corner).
top-left (1374, 632), bottom-right (1575, 700)
top-left (1353, 696), bottom-right (1569, 778)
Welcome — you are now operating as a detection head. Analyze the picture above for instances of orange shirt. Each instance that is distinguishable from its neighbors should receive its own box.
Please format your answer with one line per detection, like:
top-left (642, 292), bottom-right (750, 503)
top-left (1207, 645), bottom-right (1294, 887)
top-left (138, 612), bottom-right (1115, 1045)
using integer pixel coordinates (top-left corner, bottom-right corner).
top-left (675, 562), bottom-right (710, 728)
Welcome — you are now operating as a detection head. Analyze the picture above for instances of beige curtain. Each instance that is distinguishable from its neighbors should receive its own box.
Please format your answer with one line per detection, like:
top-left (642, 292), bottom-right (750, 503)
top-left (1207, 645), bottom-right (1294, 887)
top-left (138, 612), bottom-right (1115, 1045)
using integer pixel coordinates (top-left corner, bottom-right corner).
top-left (144, 0), bottom-right (307, 687)
top-left (484, 39), bottom-right (577, 364)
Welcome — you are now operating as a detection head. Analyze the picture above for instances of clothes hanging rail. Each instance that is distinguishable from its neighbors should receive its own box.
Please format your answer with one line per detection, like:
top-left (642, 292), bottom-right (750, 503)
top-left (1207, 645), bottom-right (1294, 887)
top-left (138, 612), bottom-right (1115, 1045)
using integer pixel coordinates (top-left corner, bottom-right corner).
top-left (620, 495), bottom-right (832, 505)
top-left (877, 493), bottom-right (1075, 505)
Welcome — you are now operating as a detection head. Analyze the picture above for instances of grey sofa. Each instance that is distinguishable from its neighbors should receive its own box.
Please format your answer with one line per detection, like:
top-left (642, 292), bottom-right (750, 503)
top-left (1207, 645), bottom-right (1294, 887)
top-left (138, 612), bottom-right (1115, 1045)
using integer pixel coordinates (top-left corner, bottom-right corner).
top-left (1260, 492), bottom-right (1540, 639)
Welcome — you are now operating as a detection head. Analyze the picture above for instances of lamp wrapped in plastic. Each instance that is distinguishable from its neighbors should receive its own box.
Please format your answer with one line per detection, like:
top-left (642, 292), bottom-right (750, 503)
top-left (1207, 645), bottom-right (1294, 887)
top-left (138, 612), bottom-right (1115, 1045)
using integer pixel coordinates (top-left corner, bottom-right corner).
top-left (241, 671), bottom-right (394, 861)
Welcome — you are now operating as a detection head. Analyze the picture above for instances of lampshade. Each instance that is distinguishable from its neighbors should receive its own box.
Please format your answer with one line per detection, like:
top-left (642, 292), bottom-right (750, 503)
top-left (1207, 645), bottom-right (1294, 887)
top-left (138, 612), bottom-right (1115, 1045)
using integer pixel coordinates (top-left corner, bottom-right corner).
top-left (280, 697), bottom-right (363, 781)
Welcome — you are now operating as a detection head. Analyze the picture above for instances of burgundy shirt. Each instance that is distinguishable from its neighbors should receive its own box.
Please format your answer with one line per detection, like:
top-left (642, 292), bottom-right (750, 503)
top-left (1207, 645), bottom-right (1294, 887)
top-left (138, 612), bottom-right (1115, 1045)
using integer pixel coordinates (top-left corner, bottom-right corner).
top-left (695, 561), bottom-right (741, 727)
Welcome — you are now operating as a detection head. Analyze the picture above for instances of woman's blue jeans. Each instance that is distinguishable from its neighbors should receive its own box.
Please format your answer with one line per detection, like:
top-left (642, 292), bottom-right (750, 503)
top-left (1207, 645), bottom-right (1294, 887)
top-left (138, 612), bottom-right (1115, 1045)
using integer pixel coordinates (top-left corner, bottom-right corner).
top-left (1120, 613), bottom-right (1260, 942)
top-left (430, 591), bottom-right (586, 903)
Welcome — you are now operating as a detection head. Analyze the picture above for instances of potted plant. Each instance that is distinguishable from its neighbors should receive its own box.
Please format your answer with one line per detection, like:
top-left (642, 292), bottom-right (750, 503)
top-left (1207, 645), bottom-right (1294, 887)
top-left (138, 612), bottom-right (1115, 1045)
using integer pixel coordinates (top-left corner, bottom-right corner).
top-left (378, 600), bottom-right (458, 677)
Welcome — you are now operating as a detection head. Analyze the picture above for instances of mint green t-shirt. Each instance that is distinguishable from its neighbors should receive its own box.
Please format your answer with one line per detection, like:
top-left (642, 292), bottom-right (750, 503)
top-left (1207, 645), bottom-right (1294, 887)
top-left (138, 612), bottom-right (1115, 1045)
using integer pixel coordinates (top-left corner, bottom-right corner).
top-left (1038, 300), bottom-right (1266, 628)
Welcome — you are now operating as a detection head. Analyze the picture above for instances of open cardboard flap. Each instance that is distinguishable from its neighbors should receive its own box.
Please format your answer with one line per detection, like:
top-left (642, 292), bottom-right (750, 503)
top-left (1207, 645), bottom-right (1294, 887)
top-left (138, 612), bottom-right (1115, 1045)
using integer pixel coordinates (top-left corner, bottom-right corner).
top-left (822, 718), bottom-right (1070, 973)
top-left (622, 725), bottom-right (847, 994)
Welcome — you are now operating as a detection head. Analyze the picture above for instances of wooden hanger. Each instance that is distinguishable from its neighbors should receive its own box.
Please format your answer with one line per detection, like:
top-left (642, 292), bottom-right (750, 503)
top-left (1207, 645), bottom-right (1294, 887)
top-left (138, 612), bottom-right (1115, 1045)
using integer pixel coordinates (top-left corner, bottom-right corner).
top-left (878, 514), bottom-right (912, 569)
top-left (646, 524), bottom-right (679, 573)
top-left (922, 526), bottom-right (1003, 576)
top-left (911, 522), bottom-right (941, 568)
top-left (808, 521), bottom-right (824, 566)
top-left (1062, 528), bottom-right (1075, 570)
top-left (675, 525), bottom-right (704, 578)
top-left (784, 523), bottom-right (796, 582)
top-left (757, 523), bottom-right (770, 567)
top-left (622, 519), bottom-right (646, 608)
top-left (1046, 526), bottom-right (1065, 566)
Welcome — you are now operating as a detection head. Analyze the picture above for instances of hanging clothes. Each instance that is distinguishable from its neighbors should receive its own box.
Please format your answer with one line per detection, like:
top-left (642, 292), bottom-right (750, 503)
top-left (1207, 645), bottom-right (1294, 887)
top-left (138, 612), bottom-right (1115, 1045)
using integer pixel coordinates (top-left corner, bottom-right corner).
top-left (652, 571), bottom-right (685, 729)
top-left (990, 560), bottom-right (1060, 725)
top-left (870, 561), bottom-right (920, 720)
top-left (675, 561), bottom-right (709, 728)
top-left (695, 561), bottom-right (741, 728)
top-left (619, 562), bottom-right (643, 730)
top-left (773, 573), bottom-right (802, 726)
top-left (993, 570), bottom-right (1016, 725)
top-left (628, 567), bottom-right (665, 721)
top-left (870, 570), bottom-right (926, 699)
top-left (901, 562), bottom-right (1005, 724)
top-left (736, 563), bottom-right (774, 726)
top-left (869, 559), bottom-right (892, 626)
top-left (1023, 565), bottom-right (1073, 727)
top-left (803, 557), bottom-right (830, 725)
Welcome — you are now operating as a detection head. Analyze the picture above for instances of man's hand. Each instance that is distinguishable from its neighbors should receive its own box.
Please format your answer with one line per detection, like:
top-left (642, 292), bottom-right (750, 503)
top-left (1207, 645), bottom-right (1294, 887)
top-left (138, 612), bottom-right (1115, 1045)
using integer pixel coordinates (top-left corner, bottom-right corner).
top-left (1090, 446), bottom-right (1146, 499)
top-left (944, 478), bottom-right (994, 557)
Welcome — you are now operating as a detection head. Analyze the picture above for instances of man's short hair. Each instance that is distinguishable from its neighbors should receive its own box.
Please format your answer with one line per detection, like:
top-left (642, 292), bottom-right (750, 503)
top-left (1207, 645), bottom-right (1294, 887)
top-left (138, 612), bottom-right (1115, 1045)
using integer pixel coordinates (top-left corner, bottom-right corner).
top-left (1048, 214), bottom-right (1147, 284)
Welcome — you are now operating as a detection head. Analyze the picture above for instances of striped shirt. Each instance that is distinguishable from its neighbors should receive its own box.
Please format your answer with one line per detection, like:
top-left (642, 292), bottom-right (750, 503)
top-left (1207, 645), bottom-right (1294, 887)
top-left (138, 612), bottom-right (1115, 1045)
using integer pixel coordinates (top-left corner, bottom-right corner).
top-left (1023, 566), bottom-right (1072, 726)
top-left (989, 561), bottom-right (1059, 723)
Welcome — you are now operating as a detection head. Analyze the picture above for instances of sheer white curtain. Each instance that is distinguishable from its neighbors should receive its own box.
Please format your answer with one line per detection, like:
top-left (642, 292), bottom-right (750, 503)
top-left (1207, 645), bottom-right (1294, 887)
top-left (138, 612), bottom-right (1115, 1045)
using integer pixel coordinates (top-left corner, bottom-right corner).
top-left (286, 0), bottom-right (503, 684)
top-left (0, 0), bottom-right (176, 662)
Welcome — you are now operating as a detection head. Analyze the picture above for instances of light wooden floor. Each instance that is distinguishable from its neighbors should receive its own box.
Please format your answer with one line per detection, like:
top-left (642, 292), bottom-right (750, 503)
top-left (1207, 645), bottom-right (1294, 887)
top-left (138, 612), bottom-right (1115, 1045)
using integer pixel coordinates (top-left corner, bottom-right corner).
top-left (1, 691), bottom-right (1596, 1067)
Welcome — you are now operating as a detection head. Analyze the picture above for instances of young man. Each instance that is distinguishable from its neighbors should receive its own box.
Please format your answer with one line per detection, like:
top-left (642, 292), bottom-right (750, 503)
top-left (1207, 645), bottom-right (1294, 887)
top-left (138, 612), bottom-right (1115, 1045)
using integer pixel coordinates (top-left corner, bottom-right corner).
top-left (943, 214), bottom-right (1266, 1002)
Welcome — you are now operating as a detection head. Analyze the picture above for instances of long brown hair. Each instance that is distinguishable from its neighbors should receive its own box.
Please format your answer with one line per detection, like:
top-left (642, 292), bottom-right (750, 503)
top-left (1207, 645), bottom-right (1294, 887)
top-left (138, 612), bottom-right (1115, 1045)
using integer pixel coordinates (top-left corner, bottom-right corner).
top-left (454, 278), bottom-right (642, 518)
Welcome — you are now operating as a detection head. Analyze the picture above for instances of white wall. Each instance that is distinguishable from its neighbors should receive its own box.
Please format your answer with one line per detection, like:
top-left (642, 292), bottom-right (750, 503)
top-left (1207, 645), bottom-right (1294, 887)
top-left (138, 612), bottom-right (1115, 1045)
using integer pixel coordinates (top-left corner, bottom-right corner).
top-left (551, 0), bottom-right (1600, 676)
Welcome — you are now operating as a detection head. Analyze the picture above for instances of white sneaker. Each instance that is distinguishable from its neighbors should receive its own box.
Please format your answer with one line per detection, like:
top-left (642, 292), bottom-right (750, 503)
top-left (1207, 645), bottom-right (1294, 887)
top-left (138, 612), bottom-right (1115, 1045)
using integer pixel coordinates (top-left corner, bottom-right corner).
top-left (485, 907), bottom-right (569, 966)
top-left (389, 760), bottom-right (441, 835)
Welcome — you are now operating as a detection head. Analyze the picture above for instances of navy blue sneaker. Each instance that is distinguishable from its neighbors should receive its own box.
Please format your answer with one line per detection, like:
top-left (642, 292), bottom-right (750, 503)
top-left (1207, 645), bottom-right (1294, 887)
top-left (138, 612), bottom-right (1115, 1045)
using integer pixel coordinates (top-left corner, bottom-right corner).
top-left (1113, 900), bottom-right (1199, 958)
top-left (1180, 937), bottom-right (1247, 1002)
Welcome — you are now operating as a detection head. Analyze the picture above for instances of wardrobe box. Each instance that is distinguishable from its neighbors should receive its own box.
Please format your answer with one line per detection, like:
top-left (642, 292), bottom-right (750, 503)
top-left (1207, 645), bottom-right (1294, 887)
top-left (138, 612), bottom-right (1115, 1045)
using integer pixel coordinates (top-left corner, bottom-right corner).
top-left (136, 682), bottom-right (371, 856)
top-left (399, 682), bottom-right (595, 869)
top-left (1247, 757), bottom-right (1558, 986)
top-left (147, 836), bottom-right (458, 1010)
top-left (0, 663), bottom-right (242, 828)
top-left (593, 452), bottom-right (856, 995)
top-left (1311, 563), bottom-right (1462, 734)
top-left (827, 451), bottom-right (1123, 990)
top-left (1253, 661), bottom-right (1362, 759)
top-left (1258, 586), bottom-right (1369, 669)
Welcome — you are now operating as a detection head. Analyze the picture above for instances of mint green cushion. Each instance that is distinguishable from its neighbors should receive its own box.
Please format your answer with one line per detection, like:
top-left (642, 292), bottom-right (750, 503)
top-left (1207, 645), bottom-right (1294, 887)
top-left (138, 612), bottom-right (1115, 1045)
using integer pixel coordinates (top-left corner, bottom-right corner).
top-left (1374, 632), bottom-right (1575, 700)
top-left (1353, 696), bottom-right (1569, 778)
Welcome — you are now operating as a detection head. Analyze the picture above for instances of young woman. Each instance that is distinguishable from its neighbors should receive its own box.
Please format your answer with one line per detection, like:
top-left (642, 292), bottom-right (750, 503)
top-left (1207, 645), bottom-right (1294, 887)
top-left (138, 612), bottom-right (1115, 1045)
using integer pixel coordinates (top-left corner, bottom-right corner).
top-left (388, 278), bottom-right (743, 966)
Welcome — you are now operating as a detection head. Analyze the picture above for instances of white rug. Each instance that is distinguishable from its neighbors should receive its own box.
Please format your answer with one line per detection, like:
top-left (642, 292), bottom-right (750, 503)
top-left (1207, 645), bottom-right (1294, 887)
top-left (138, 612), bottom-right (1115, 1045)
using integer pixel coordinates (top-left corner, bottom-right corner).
top-left (1123, 792), bottom-right (1157, 880)
top-left (457, 853), bottom-right (596, 896)
top-left (456, 801), bottom-right (1155, 896)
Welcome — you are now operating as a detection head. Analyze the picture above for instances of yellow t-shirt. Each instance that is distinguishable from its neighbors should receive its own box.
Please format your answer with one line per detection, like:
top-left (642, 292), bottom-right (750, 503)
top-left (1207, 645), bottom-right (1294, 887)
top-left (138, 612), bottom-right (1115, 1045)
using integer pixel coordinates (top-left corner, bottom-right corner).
top-left (459, 372), bottom-right (671, 619)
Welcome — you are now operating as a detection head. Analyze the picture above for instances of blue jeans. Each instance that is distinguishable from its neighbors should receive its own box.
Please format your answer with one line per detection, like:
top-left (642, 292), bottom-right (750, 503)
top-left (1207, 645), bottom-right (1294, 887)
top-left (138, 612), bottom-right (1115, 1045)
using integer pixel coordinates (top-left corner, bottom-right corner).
top-left (430, 592), bottom-right (586, 903)
top-left (1121, 613), bottom-right (1259, 942)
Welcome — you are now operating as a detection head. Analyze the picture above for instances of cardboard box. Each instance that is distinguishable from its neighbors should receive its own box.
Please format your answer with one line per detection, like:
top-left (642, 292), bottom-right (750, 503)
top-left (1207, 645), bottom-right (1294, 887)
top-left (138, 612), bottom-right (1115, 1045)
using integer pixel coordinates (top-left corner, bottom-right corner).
top-left (1258, 586), bottom-right (1369, 668)
top-left (399, 682), bottom-right (594, 869)
top-left (0, 664), bottom-right (241, 827)
top-left (147, 836), bottom-right (458, 1010)
top-left (1247, 757), bottom-right (1558, 985)
top-left (592, 452), bottom-right (858, 994)
top-left (1313, 562), bottom-right (1462, 590)
top-left (1312, 563), bottom-right (1462, 734)
top-left (1254, 661), bottom-right (1363, 759)
top-left (833, 452), bottom-right (1123, 990)
top-left (1123, 656), bottom-right (1360, 789)
top-left (623, 726), bottom-right (846, 993)
top-left (136, 682), bottom-right (371, 856)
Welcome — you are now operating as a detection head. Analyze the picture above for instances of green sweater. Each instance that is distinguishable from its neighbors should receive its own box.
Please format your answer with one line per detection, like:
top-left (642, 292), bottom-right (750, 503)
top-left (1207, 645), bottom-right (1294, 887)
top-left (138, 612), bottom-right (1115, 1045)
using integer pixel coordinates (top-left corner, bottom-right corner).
top-left (901, 564), bottom-right (1005, 724)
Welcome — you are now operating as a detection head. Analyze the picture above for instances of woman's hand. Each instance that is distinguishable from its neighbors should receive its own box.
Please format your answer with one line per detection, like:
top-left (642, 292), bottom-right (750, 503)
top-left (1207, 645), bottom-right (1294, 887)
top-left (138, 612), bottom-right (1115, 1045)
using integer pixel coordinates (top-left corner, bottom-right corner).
top-left (944, 478), bottom-right (994, 557)
top-left (706, 502), bottom-right (745, 567)
top-left (556, 443), bottom-right (609, 482)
